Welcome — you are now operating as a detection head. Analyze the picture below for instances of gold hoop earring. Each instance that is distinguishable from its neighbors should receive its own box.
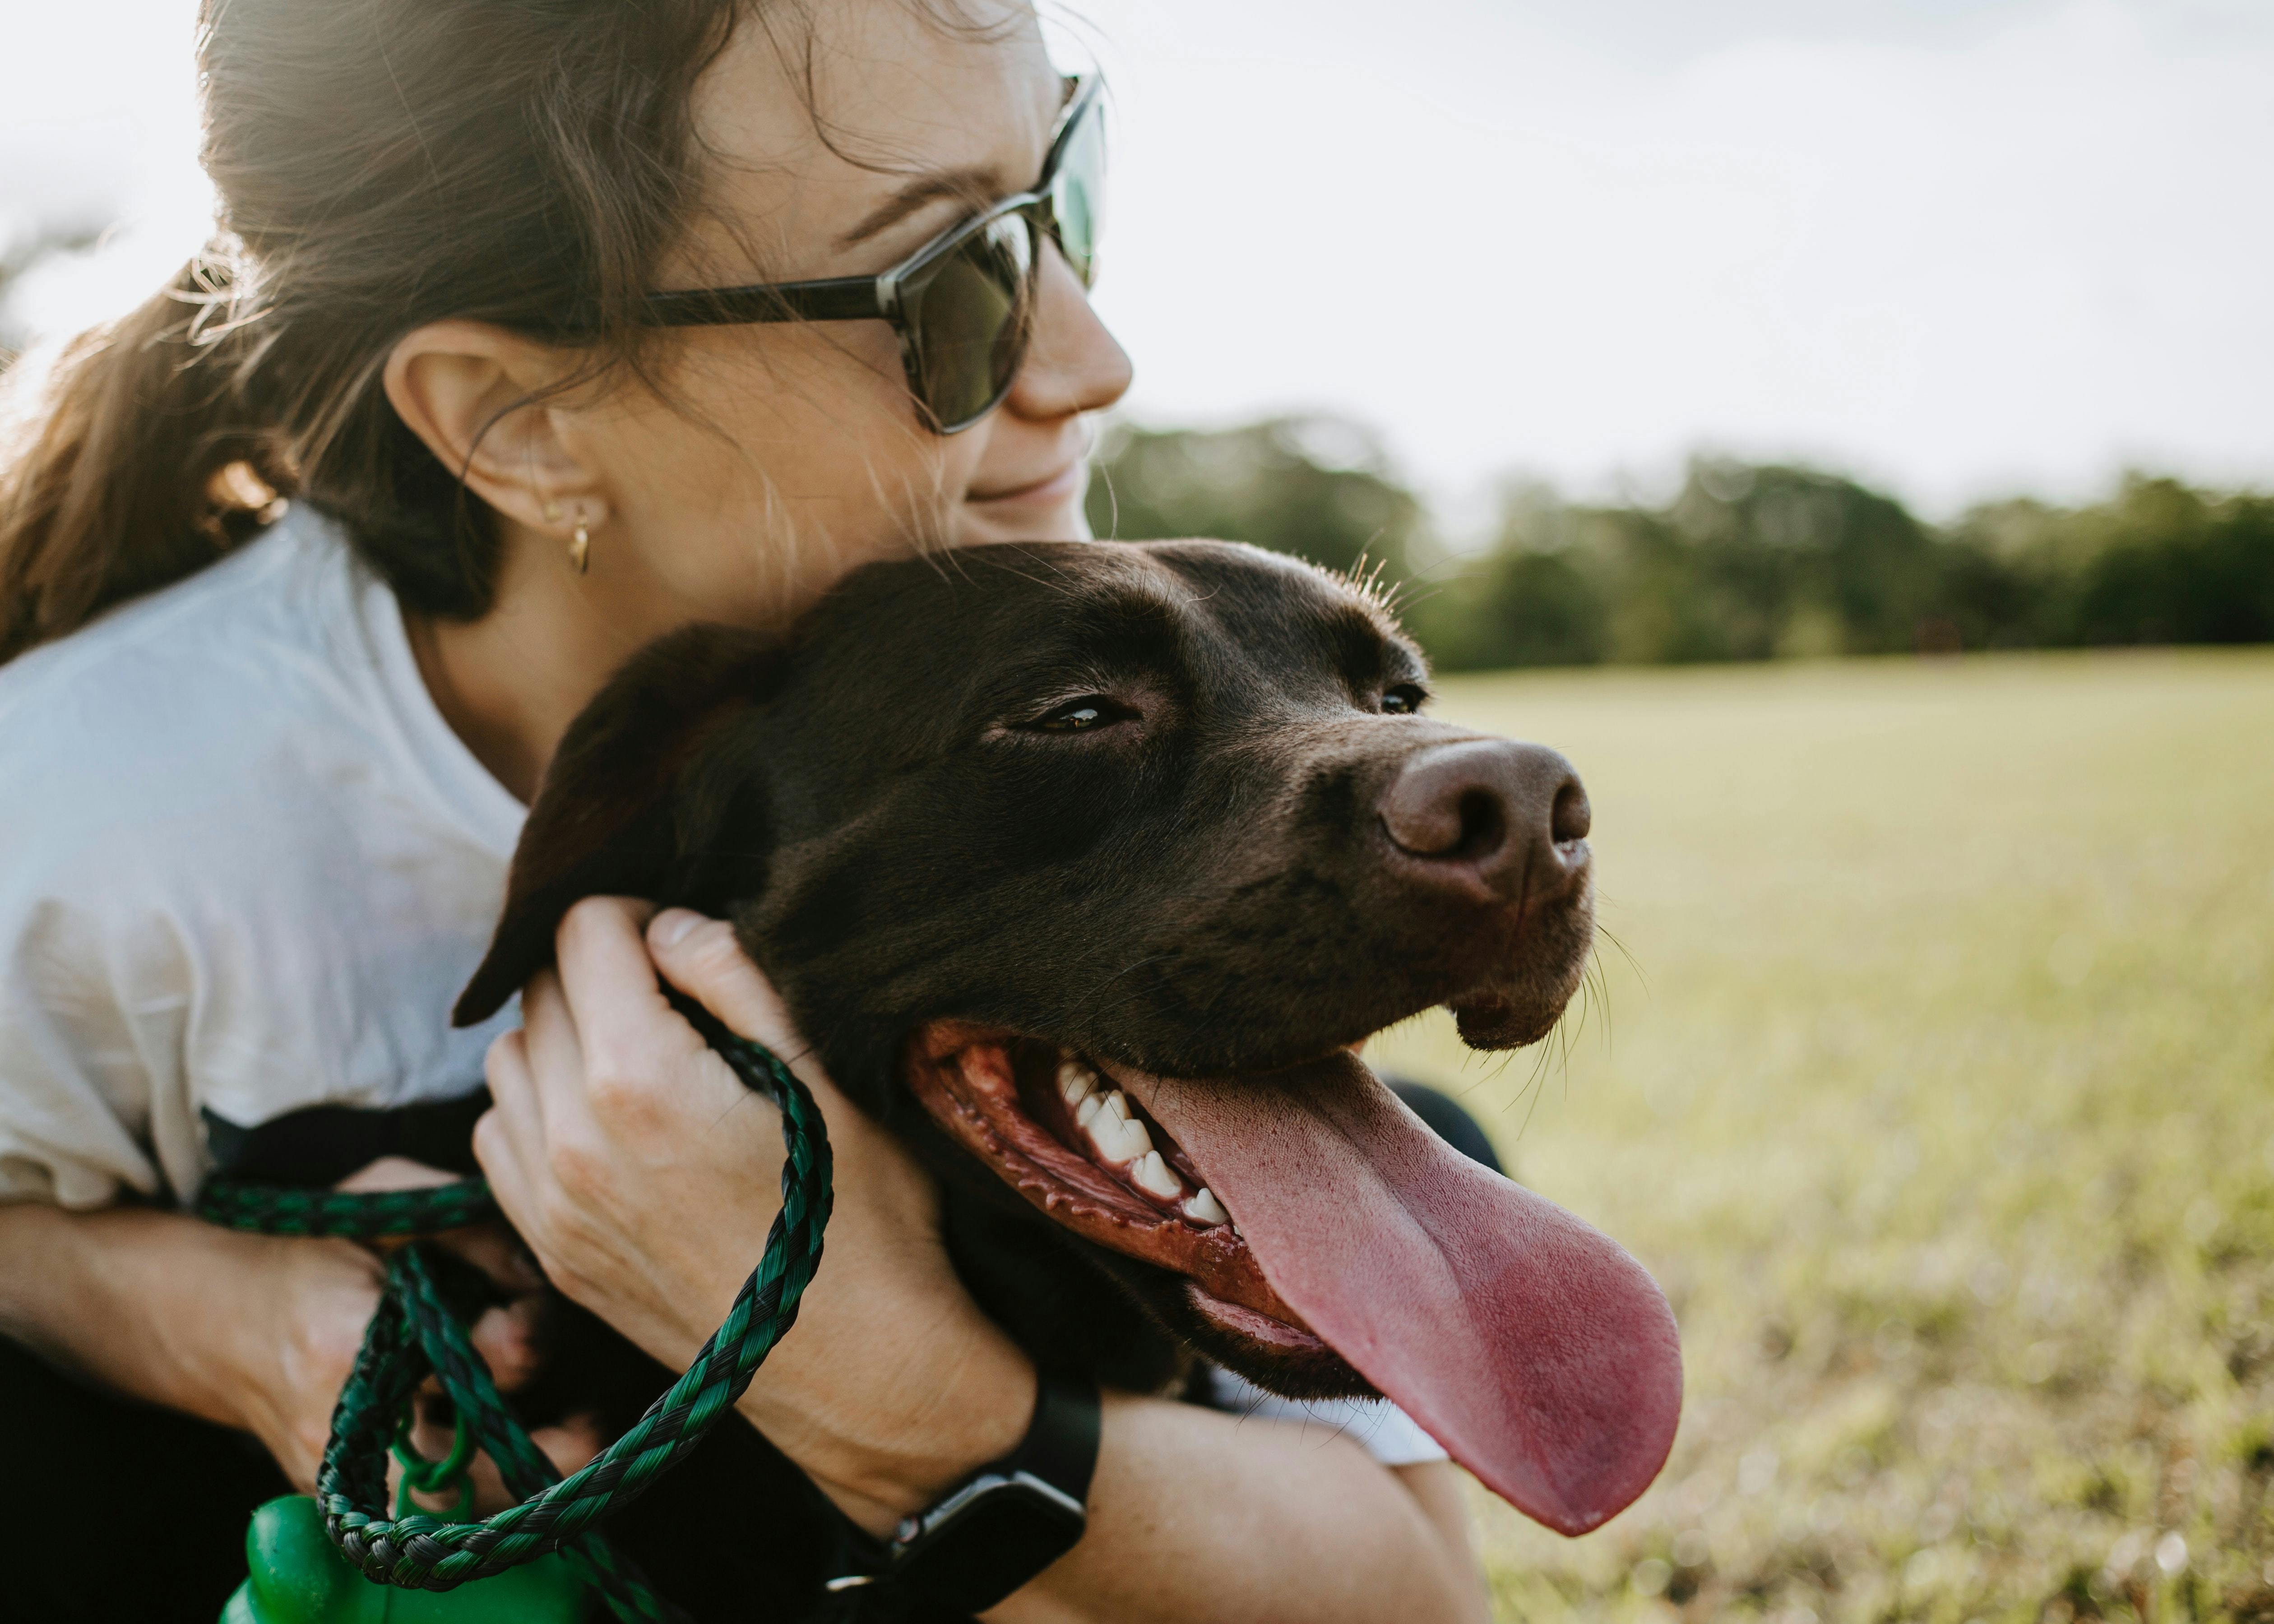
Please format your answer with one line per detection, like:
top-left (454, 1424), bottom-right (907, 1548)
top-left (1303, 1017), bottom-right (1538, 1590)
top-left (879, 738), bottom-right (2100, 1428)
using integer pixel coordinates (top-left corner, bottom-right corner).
top-left (569, 522), bottom-right (592, 575)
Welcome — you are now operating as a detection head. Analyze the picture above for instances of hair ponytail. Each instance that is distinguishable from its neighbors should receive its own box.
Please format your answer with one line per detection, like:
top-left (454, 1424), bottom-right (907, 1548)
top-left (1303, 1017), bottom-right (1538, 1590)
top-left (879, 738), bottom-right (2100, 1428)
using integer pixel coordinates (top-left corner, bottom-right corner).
top-left (0, 251), bottom-right (293, 663)
top-left (0, 0), bottom-right (747, 667)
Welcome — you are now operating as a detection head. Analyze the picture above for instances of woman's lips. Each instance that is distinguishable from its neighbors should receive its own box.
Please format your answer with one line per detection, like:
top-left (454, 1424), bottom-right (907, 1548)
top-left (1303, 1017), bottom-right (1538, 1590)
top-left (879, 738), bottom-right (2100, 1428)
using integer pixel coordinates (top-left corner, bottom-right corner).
top-left (966, 462), bottom-right (1083, 507)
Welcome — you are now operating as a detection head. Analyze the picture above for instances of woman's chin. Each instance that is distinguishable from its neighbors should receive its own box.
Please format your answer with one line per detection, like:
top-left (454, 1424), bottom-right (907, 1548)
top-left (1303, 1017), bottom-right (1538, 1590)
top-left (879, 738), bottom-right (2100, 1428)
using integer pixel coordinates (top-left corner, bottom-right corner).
top-left (957, 479), bottom-right (1093, 544)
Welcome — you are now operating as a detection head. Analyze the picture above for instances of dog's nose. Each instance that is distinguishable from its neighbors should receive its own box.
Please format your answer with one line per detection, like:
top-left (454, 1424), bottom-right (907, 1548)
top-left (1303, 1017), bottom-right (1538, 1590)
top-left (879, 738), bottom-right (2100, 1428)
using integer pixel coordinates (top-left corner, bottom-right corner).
top-left (1379, 739), bottom-right (1591, 907)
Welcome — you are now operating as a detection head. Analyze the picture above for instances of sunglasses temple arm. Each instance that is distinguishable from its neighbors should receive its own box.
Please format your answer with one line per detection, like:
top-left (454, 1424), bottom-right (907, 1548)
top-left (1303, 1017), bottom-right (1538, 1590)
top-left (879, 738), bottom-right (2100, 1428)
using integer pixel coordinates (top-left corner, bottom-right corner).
top-left (642, 275), bottom-right (888, 328)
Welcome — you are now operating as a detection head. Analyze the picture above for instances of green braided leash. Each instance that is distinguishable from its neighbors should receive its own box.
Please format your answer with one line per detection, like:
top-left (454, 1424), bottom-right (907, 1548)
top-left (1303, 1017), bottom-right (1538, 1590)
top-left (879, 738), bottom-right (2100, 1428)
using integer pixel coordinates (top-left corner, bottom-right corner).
top-left (197, 1032), bottom-right (833, 1623)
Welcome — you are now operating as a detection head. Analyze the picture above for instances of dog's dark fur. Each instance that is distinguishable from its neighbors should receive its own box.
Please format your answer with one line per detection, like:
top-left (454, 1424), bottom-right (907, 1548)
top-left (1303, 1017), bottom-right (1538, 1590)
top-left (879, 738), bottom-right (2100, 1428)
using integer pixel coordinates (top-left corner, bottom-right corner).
top-left (454, 540), bottom-right (1595, 1613)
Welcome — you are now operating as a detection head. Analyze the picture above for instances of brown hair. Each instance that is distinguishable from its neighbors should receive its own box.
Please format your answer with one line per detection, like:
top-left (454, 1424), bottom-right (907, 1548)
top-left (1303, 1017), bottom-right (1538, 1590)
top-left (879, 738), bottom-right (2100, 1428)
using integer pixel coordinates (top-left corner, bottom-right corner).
top-left (0, 0), bottom-right (746, 664)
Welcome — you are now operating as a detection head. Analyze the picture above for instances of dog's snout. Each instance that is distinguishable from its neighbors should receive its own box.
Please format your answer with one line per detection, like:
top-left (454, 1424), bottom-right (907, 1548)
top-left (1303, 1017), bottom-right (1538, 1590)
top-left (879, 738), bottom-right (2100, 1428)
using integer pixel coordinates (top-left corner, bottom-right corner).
top-left (1379, 740), bottom-right (1591, 906)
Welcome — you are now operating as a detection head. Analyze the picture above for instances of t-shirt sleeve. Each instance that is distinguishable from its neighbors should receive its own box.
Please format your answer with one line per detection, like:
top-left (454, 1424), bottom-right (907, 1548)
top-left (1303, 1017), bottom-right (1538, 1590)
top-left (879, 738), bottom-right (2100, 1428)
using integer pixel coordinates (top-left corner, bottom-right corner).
top-left (1200, 1367), bottom-right (1451, 1468)
top-left (0, 684), bottom-right (202, 1210)
top-left (0, 884), bottom-right (180, 1208)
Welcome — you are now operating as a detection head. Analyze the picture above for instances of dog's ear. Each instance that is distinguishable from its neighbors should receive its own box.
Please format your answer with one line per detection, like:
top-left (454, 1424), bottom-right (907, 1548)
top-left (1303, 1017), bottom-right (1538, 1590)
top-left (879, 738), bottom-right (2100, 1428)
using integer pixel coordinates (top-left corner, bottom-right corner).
top-left (453, 623), bottom-right (780, 1026)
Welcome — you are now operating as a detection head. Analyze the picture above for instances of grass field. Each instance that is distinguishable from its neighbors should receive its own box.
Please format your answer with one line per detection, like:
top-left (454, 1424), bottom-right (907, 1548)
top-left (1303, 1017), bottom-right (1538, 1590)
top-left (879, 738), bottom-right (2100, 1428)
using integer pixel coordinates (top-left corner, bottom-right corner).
top-left (1365, 649), bottom-right (2274, 1624)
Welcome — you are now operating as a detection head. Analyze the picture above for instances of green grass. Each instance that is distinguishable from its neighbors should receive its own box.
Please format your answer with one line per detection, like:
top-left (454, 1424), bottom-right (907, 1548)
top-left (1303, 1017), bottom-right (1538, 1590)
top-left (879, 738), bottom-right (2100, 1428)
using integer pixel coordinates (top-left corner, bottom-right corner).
top-left (1365, 649), bottom-right (2274, 1624)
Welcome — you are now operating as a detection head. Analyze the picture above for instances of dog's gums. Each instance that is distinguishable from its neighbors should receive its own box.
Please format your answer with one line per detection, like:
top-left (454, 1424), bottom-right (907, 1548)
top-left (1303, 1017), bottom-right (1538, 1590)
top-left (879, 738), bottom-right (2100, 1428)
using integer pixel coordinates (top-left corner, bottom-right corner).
top-left (905, 1022), bottom-right (1338, 1361)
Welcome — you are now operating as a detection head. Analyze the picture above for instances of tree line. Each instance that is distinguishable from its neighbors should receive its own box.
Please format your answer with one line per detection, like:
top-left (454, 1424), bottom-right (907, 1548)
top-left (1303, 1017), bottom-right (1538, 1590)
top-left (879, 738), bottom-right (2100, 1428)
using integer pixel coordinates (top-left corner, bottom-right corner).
top-left (1087, 417), bottom-right (2274, 671)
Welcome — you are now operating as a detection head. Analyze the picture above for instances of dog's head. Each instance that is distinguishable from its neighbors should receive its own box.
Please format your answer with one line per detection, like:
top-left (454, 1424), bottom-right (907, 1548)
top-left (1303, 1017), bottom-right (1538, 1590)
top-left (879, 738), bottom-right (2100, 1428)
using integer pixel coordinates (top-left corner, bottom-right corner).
top-left (457, 540), bottom-right (1679, 1533)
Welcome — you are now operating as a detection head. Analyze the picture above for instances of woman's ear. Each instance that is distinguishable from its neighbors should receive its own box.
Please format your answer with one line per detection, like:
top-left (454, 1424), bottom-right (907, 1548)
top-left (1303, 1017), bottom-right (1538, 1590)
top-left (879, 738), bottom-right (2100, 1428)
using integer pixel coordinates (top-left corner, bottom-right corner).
top-left (454, 623), bottom-right (783, 1027)
top-left (383, 319), bottom-right (611, 536)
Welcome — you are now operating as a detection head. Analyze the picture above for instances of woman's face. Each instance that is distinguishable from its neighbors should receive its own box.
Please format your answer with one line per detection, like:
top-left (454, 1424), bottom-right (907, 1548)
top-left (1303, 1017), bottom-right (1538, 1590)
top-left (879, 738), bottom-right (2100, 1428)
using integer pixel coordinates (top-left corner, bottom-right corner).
top-left (560, 0), bottom-right (1131, 629)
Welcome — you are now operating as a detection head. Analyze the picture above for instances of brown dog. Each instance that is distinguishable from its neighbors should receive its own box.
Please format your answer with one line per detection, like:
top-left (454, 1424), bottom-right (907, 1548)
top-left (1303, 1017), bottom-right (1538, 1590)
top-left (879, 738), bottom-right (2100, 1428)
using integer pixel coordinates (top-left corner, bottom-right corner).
top-left (458, 539), bottom-right (1680, 1543)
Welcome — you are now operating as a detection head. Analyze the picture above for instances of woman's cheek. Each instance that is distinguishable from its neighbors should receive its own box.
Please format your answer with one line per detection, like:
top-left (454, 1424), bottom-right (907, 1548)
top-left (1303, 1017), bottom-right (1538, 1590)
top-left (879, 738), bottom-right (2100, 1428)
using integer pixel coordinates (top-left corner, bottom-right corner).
top-left (611, 329), bottom-right (960, 614)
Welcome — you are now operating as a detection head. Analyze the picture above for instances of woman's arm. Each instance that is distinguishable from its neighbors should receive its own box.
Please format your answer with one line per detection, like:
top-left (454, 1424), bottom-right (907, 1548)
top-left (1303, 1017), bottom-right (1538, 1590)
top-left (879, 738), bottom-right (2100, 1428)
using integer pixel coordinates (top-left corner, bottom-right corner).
top-left (0, 1178), bottom-right (581, 1504)
top-left (983, 1397), bottom-right (1486, 1624)
top-left (479, 899), bottom-right (1490, 1624)
top-left (0, 1200), bottom-right (385, 1488)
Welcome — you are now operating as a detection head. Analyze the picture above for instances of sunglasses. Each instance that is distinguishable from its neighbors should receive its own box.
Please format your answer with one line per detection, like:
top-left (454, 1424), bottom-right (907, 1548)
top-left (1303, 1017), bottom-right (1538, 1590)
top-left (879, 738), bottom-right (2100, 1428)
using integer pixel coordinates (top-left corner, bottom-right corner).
top-left (643, 75), bottom-right (1105, 435)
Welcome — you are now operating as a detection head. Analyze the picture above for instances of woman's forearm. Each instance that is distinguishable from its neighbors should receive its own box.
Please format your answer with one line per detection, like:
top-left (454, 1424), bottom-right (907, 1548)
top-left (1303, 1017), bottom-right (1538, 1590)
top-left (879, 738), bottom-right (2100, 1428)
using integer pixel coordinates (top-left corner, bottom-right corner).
top-left (0, 1201), bottom-right (341, 1419)
top-left (750, 1356), bottom-right (1489, 1624)
top-left (0, 1201), bottom-right (382, 1477)
top-left (6, 1202), bottom-right (263, 1417)
top-left (989, 1394), bottom-right (1487, 1624)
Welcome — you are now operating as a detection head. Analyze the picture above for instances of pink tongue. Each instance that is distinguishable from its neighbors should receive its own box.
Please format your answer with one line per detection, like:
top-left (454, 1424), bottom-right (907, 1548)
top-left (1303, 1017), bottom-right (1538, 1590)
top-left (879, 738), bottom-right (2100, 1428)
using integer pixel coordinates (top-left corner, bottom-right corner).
top-left (1136, 1053), bottom-right (1682, 1535)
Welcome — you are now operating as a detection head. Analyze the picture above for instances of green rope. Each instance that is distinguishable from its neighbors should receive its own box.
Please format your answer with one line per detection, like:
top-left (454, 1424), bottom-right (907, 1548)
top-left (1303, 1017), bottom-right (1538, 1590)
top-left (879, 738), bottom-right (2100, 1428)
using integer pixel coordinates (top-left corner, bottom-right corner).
top-left (197, 1032), bottom-right (833, 1624)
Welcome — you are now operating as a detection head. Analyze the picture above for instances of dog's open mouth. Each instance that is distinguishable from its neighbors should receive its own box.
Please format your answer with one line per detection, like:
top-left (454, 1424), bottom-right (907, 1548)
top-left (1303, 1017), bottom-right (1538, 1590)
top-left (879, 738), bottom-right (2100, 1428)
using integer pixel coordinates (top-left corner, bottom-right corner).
top-left (906, 1018), bottom-right (1686, 1536)
top-left (905, 1021), bottom-right (1333, 1359)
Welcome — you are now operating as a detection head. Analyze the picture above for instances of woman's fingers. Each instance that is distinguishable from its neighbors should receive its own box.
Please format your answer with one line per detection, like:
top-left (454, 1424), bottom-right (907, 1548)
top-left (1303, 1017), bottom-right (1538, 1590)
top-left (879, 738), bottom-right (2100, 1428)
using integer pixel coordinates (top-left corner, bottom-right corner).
top-left (533, 1416), bottom-right (606, 1480)
top-left (647, 909), bottom-right (804, 1059)
top-left (426, 1225), bottom-right (545, 1298)
top-left (554, 896), bottom-right (703, 1086)
top-left (553, 895), bottom-right (662, 1018)
top-left (333, 1155), bottom-right (463, 1195)
top-left (476, 1030), bottom-right (539, 1171)
top-left (465, 1297), bottom-right (544, 1391)
top-left (550, 898), bottom-right (755, 1153)
top-left (398, 1401), bottom-right (602, 1516)
top-left (517, 968), bottom-right (598, 1145)
top-left (477, 1032), bottom-right (547, 1251)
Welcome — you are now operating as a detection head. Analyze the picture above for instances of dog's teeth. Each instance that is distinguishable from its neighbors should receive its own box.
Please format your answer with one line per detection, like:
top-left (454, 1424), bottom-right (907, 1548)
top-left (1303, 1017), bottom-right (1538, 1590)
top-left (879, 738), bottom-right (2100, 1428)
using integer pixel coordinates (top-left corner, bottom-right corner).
top-left (1056, 1060), bottom-right (1097, 1107)
top-left (1182, 1187), bottom-right (1229, 1226)
top-left (1075, 1087), bottom-right (1155, 1167)
top-left (1106, 1115), bottom-right (1152, 1163)
top-left (1084, 1108), bottom-right (1150, 1166)
top-left (1130, 1151), bottom-right (1184, 1201)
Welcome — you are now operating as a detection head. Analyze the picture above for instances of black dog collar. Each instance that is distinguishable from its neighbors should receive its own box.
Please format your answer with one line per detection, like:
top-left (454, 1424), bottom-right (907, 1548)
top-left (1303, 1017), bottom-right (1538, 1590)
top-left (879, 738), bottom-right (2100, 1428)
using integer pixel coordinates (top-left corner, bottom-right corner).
top-left (823, 1368), bottom-right (1100, 1618)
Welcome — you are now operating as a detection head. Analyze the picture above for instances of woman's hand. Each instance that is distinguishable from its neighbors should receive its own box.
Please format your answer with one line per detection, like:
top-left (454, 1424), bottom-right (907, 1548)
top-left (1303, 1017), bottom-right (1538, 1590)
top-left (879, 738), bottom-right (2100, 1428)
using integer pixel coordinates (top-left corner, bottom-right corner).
top-left (229, 1157), bottom-right (595, 1508)
top-left (475, 898), bottom-right (1034, 1533)
top-left (215, 1226), bottom-right (385, 1492)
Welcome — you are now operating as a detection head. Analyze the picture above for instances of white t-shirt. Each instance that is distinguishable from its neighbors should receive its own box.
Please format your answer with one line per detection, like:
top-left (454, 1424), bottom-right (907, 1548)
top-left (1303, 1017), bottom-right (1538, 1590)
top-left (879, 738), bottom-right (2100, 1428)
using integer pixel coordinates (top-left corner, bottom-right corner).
top-left (1205, 1370), bottom-right (1447, 1467)
top-left (0, 504), bottom-right (522, 1207)
top-left (0, 504), bottom-right (1446, 1467)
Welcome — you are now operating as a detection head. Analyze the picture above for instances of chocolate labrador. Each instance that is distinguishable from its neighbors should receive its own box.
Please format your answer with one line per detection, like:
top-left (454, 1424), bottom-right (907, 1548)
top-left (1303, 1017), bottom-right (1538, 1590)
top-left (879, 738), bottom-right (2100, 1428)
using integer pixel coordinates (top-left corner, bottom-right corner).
top-left (454, 539), bottom-right (1679, 1596)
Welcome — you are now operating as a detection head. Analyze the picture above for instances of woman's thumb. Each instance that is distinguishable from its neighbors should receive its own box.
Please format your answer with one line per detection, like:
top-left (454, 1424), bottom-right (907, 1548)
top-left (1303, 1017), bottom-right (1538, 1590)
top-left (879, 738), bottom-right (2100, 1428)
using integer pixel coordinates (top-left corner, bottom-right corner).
top-left (647, 908), bottom-right (801, 1055)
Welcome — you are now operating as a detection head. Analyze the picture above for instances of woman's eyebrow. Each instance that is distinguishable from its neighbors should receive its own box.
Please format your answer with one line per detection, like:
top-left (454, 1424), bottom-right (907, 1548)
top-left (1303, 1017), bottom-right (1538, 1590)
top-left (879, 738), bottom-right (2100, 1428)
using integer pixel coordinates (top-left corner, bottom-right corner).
top-left (838, 167), bottom-right (1006, 250)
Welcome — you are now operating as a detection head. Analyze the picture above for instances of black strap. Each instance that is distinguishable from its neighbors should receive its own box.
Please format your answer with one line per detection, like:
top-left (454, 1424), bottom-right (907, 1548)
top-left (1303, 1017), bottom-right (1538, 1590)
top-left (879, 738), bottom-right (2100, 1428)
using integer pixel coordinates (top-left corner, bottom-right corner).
top-left (989, 1367), bottom-right (1102, 1507)
top-left (813, 1368), bottom-right (1100, 1622)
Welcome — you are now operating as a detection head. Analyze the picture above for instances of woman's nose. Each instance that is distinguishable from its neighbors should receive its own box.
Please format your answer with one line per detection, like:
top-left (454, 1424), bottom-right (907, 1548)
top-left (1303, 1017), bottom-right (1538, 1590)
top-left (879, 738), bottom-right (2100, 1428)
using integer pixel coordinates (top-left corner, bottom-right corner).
top-left (1000, 246), bottom-right (1133, 422)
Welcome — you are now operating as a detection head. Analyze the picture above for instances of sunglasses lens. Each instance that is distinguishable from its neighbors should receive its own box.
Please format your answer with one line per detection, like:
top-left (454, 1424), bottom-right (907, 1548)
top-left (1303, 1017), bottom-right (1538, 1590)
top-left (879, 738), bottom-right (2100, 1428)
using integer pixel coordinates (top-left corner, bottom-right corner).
top-left (905, 213), bottom-right (1035, 430)
top-left (1049, 98), bottom-right (1105, 286)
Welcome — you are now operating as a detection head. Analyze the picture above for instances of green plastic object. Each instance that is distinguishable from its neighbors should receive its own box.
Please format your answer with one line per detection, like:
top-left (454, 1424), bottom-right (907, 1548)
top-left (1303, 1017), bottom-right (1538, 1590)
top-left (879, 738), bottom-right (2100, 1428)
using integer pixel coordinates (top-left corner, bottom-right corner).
top-left (219, 1496), bottom-right (590, 1624)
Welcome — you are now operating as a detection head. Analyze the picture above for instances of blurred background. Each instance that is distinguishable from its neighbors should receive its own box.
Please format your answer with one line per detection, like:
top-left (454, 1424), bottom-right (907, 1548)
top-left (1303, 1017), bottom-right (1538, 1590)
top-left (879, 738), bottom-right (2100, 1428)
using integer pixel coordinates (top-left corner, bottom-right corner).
top-left (5, 2), bottom-right (2269, 1621)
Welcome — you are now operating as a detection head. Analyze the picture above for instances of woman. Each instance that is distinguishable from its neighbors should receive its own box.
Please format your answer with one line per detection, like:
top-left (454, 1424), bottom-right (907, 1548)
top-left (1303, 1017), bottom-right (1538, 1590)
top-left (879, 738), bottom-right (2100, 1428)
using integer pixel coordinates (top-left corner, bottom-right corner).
top-left (0, 1), bottom-right (1491, 1619)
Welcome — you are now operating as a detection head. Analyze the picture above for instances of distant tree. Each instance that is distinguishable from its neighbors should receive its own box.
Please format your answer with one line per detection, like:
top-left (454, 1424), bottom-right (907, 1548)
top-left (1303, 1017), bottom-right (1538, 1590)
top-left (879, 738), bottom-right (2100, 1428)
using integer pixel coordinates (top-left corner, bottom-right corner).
top-left (1083, 414), bottom-right (2272, 671)
top-left (1436, 547), bottom-right (1608, 668)
top-left (1402, 481), bottom-right (1608, 668)
top-left (1423, 460), bottom-right (1951, 668)
top-left (1654, 461), bottom-right (1945, 657)
top-left (1949, 476), bottom-right (2274, 648)
top-left (1085, 416), bottom-right (1425, 582)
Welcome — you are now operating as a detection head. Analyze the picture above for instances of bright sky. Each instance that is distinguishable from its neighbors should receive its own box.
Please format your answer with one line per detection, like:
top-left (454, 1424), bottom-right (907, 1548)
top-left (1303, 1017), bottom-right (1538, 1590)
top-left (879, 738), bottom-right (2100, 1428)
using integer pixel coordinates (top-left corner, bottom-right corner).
top-left (5, 0), bottom-right (2269, 522)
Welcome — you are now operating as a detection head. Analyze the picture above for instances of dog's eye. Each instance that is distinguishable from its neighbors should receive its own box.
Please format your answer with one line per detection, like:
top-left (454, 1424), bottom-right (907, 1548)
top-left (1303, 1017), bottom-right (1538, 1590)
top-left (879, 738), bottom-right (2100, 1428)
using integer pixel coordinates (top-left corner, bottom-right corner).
top-left (1381, 683), bottom-right (1429, 715)
top-left (1028, 696), bottom-right (1131, 733)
